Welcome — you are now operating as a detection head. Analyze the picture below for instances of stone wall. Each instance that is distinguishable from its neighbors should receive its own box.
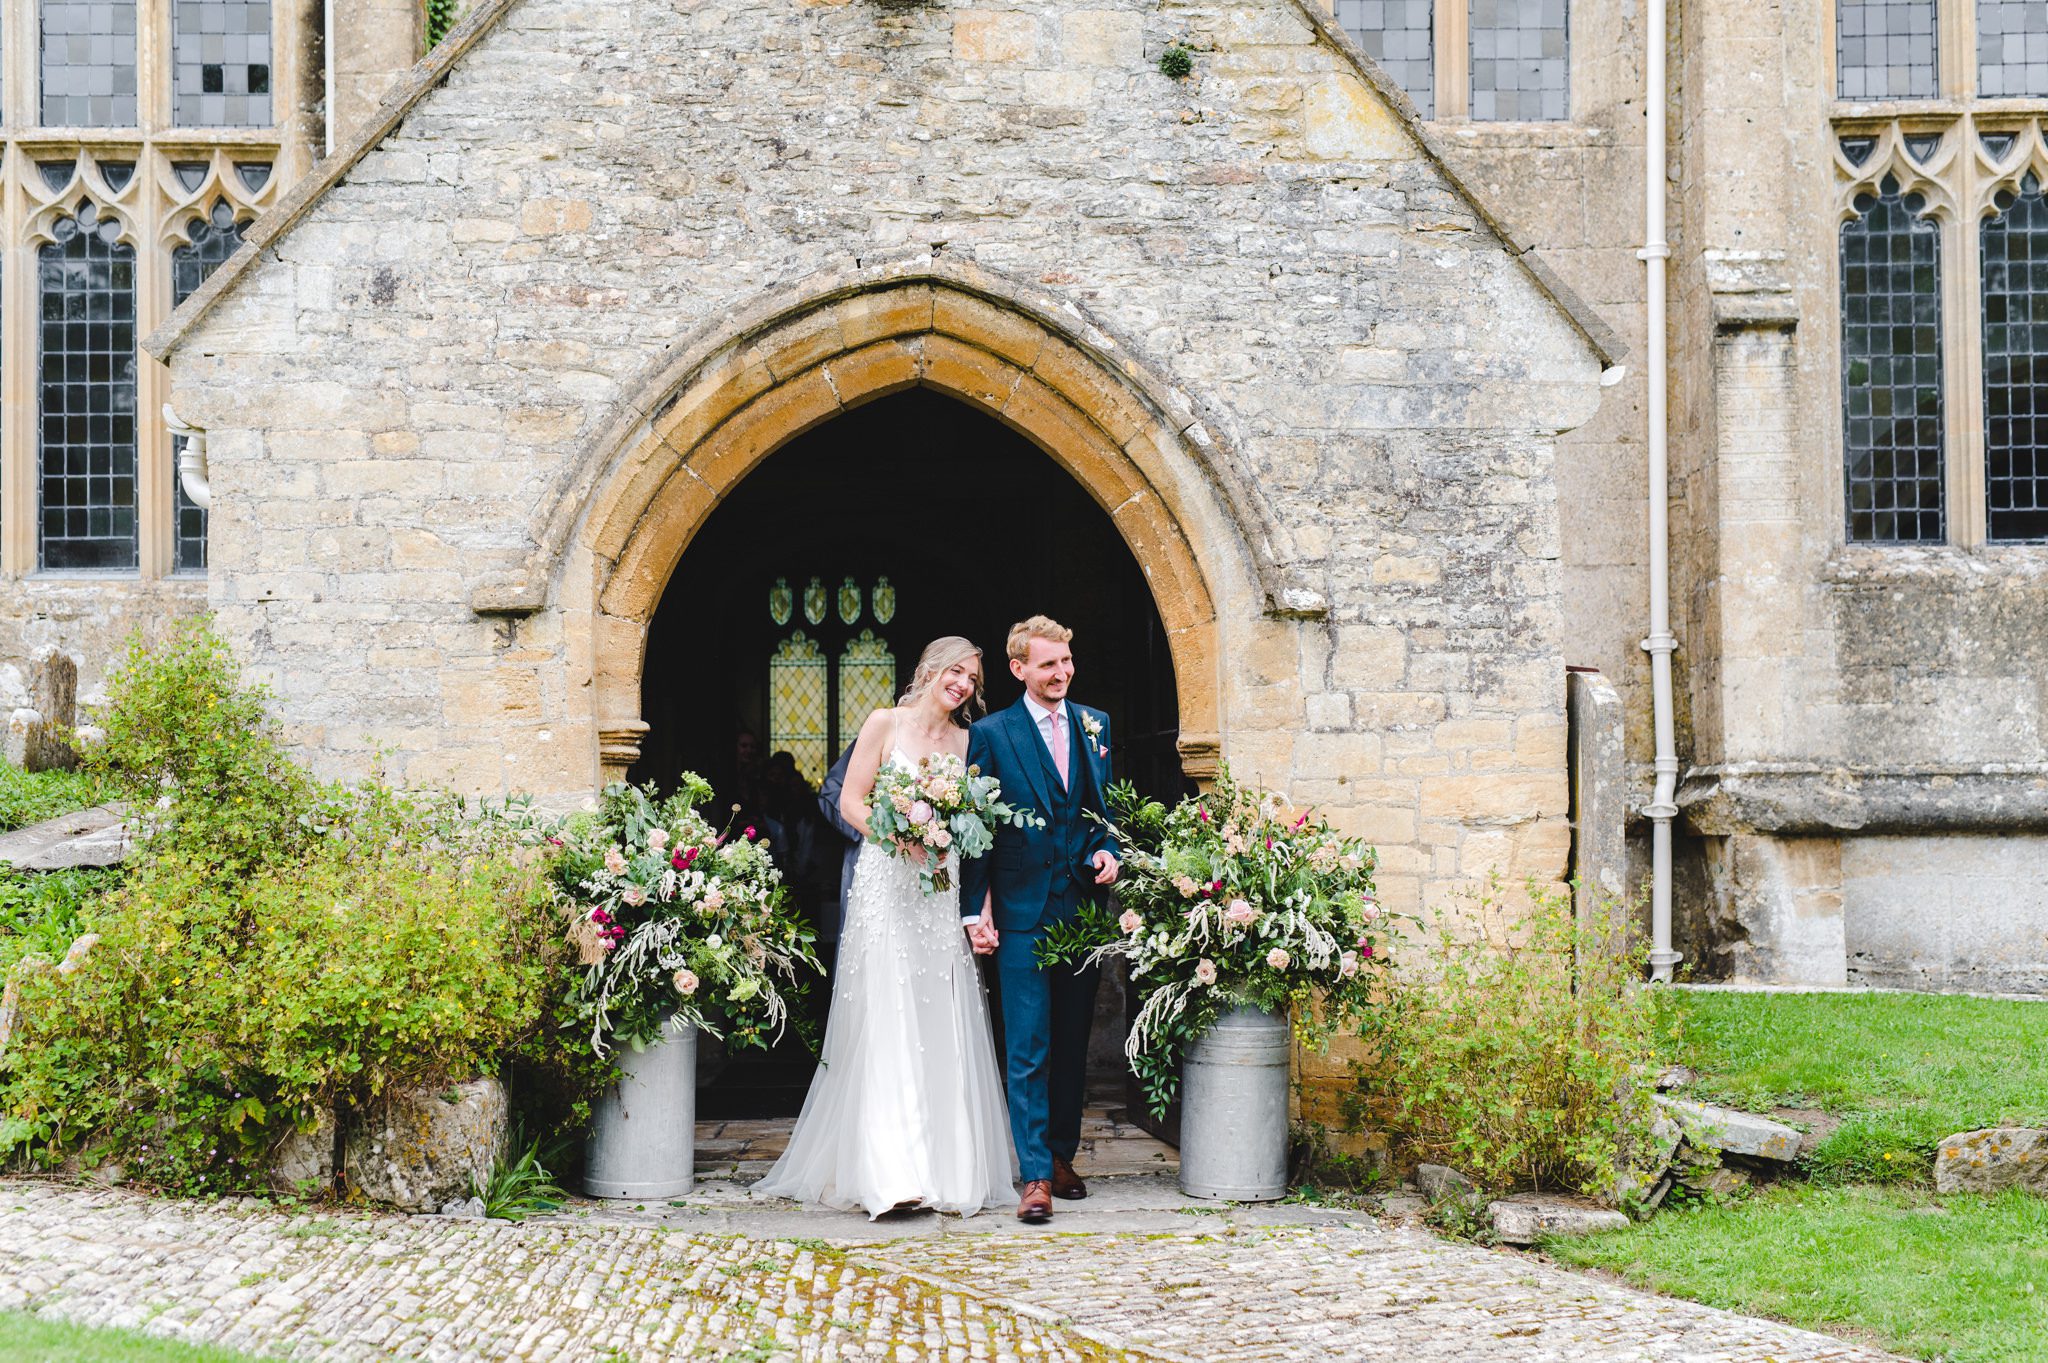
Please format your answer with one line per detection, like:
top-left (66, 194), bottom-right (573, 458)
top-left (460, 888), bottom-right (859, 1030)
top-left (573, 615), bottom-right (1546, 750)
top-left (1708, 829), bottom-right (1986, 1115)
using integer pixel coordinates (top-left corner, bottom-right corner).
top-left (158, 0), bottom-right (1605, 955)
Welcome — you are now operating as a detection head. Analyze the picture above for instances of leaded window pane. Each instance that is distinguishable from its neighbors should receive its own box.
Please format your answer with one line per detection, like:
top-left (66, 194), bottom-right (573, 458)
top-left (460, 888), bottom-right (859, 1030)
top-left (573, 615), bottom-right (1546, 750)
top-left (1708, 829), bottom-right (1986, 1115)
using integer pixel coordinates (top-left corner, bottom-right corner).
top-left (1978, 0), bottom-right (2048, 95)
top-left (1837, 0), bottom-right (1939, 100)
top-left (38, 202), bottom-right (138, 571)
top-left (769, 632), bottom-right (829, 787)
top-left (40, 1), bottom-right (139, 127)
top-left (1841, 181), bottom-right (1946, 544)
top-left (1337, 0), bottom-right (1436, 117)
top-left (168, 200), bottom-right (247, 573)
top-left (1470, 0), bottom-right (1568, 121)
top-left (1981, 178), bottom-right (2048, 541)
top-left (173, 0), bottom-right (274, 127)
top-left (837, 631), bottom-right (897, 757)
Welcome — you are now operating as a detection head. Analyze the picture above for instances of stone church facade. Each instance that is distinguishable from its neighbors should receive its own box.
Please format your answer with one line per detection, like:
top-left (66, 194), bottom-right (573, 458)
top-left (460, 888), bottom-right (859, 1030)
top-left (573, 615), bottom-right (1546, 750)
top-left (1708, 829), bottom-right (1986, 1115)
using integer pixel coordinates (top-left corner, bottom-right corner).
top-left (2, 0), bottom-right (2042, 995)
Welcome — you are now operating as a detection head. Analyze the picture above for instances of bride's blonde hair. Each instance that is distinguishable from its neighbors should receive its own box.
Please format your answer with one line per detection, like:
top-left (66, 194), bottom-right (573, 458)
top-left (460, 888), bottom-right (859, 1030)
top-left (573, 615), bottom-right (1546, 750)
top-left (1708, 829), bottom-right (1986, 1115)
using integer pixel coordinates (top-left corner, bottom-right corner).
top-left (902, 636), bottom-right (986, 728)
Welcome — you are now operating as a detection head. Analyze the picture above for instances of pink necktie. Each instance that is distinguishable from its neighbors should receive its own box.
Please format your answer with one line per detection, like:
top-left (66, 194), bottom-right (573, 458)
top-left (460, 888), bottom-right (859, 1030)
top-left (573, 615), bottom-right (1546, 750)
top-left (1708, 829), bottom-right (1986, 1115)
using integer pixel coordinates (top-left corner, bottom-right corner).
top-left (1047, 709), bottom-right (1070, 788)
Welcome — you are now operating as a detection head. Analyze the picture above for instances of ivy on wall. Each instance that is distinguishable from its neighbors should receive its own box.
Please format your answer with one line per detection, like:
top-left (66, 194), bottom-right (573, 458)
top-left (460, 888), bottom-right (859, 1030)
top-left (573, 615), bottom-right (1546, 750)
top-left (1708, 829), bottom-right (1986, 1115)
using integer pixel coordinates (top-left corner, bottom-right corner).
top-left (425, 0), bottom-right (462, 50)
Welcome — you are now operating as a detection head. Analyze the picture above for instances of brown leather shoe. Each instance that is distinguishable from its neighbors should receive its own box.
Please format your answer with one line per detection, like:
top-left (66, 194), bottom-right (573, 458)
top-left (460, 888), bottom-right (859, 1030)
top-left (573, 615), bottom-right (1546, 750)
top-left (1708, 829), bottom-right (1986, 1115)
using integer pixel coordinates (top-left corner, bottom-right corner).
top-left (1051, 1157), bottom-right (1087, 1200)
top-left (1017, 1180), bottom-right (1053, 1224)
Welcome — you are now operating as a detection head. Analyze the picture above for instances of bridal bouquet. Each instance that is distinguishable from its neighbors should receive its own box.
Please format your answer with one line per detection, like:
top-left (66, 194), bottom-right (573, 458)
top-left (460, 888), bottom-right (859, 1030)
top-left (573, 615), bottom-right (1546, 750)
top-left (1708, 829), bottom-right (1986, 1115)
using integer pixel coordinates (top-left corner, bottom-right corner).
top-left (866, 751), bottom-right (1044, 895)
top-left (551, 779), bottom-right (820, 1055)
top-left (1040, 766), bottom-right (1388, 1117)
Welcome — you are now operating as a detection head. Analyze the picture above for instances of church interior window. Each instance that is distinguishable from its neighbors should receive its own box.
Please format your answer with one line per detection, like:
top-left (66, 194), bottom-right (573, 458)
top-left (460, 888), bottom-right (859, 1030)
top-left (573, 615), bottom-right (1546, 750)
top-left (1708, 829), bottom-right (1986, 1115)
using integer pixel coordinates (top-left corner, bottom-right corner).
top-left (38, 201), bottom-right (140, 570)
top-left (1977, 0), bottom-right (2048, 96)
top-left (172, 0), bottom-right (273, 127)
top-left (1470, 0), bottom-right (1569, 120)
top-left (1338, 0), bottom-right (1436, 117)
top-left (1837, 0), bottom-right (1939, 101)
top-left (837, 631), bottom-right (898, 759)
top-left (1841, 177), bottom-right (1947, 543)
top-left (768, 632), bottom-right (829, 786)
top-left (1980, 174), bottom-right (2048, 541)
top-left (41, 1), bottom-right (139, 126)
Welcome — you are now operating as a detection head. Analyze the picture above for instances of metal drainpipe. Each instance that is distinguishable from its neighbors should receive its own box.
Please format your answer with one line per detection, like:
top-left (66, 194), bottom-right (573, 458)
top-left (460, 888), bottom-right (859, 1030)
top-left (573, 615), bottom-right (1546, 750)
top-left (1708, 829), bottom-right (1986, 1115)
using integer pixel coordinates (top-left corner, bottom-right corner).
top-left (163, 404), bottom-right (211, 511)
top-left (1640, 0), bottom-right (1682, 983)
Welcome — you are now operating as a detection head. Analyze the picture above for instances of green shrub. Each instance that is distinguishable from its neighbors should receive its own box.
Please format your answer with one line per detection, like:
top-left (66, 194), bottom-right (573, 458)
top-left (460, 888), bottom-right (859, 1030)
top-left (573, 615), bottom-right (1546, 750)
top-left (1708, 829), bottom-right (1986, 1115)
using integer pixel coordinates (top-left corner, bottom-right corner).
top-left (0, 620), bottom-right (585, 1193)
top-left (0, 867), bottom-right (120, 974)
top-left (1353, 879), bottom-right (1675, 1202)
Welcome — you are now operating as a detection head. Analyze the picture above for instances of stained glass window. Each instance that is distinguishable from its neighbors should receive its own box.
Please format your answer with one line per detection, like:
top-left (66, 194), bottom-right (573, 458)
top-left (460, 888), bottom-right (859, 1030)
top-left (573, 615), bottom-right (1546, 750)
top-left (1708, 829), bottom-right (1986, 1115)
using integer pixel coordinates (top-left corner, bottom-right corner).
top-left (838, 631), bottom-right (898, 750)
top-left (40, 1), bottom-right (138, 126)
top-left (1842, 178), bottom-right (1946, 543)
top-left (1978, 0), bottom-right (2048, 95)
top-left (1338, 0), bottom-right (1436, 117)
top-left (167, 200), bottom-right (247, 573)
top-left (1837, 0), bottom-right (1939, 100)
top-left (769, 632), bottom-right (829, 786)
top-left (1470, 0), bottom-right (1568, 121)
top-left (1981, 176), bottom-right (2048, 541)
top-left (173, 0), bottom-right (273, 127)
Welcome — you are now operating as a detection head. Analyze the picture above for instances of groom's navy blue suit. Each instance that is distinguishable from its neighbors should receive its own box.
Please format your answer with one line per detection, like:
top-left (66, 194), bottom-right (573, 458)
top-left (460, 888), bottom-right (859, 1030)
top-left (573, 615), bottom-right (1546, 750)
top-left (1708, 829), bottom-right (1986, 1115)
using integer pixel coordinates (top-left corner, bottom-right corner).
top-left (961, 697), bottom-right (1117, 1184)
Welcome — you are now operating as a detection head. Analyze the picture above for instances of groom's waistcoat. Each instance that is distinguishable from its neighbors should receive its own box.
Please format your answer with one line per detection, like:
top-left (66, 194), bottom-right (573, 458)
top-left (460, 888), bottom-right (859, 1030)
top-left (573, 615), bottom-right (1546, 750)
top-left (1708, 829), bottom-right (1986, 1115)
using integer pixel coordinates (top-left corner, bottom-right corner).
top-left (1037, 712), bottom-right (1086, 901)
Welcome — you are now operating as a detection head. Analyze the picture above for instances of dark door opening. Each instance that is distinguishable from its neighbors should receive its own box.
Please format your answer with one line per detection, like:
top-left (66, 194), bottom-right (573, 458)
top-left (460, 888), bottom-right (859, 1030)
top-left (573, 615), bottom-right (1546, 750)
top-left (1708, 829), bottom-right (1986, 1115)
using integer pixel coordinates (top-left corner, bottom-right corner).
top-left (632, 388), bottom-right (1189, 1117)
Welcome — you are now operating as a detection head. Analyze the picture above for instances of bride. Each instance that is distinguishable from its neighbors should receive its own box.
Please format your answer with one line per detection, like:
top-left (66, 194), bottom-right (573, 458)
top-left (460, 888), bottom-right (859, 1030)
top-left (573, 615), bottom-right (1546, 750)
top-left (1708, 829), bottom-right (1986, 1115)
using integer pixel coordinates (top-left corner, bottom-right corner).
top-left (753, 637), bottom-right (1016, 1217)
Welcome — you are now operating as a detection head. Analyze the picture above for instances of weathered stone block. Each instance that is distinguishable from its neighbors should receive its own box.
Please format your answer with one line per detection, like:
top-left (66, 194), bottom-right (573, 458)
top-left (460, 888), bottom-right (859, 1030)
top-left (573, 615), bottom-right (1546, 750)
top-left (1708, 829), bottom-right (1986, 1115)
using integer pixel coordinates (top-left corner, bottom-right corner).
top-left (342, 1078), bottom-right (507, 1212)
top-left (266, 1107), bottom-right (338, 1197)
top-left (1489, 1196), bottom-right (1630, 1243)
top-left (1935, 1128), bottom-right (2048, 1195)
top-left (1653, 1098), bottom-right (1802, 1163)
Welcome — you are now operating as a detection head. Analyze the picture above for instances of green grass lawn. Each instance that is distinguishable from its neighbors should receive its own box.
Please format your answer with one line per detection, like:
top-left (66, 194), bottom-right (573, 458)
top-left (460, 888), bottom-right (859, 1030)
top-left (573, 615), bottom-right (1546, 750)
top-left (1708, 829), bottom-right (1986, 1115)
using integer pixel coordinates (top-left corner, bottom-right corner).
top-left (0, 1312), bottom-right (274, 1363)
top-left (1676, 989), bottom-right (2048, 1183)
top-left (1544, 989), bottom-right (2048, 1363)
top-left (1550, 1185), bottom-right (2048, 1363)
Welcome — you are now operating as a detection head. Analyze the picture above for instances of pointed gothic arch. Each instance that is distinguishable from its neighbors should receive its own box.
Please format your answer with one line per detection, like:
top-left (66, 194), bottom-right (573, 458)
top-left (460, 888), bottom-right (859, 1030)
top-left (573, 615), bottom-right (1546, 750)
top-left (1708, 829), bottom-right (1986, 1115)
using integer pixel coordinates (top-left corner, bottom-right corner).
top-left (564, 269), bottom-right (1250, 784)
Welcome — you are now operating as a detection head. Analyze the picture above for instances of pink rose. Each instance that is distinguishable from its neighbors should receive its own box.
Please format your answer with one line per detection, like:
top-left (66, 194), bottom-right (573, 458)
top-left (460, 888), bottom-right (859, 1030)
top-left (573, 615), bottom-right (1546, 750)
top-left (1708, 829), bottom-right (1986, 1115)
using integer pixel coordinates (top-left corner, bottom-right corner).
top-left (1339, 950), bottom-right (1359, 978)
top-left (1265, 946), bottom-right (1291, 970)
top-left (603, 848), bottom-right (627, 876)
top-left (932, 827), bottom-right (953, 849)
top-left (909, 800), bottom-right (934, 826)
top-left (621, 885), bottom-right (647, 906)
top-left (1194, 958), bottom-right (1217, 986)
top-left (1225, 899), bottom-right (1257, 926)
top-left (1361, 903), bottom-right (1382, 922)
top-left (672, 969), bottom-right (699, 997)
top-left (648, 828), bottom-right (669, 852)
top-left (1118, 909), bottom-right (1144, 936)
top-left (703, 887), bottom-right (725, 912)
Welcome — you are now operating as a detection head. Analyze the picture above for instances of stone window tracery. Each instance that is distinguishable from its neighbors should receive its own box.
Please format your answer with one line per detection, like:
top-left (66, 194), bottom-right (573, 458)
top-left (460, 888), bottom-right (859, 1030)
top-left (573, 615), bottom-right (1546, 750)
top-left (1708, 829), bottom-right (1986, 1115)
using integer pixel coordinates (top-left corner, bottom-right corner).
top-left (2, 0), bottom-right (298, 579)
top-left (1338, 0), bottom-right (1569, 121)
top-left (37, 200), bottom-right (139, 570)
top-left (1835, 117), bottom-right (2048, 545)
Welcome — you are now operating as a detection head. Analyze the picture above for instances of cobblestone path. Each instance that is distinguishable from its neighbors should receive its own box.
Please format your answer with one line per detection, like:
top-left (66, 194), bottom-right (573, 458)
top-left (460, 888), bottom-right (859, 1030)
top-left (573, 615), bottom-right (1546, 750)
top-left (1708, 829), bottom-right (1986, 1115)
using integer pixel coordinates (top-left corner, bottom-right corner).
top-left (0, 1181), bottom-right (1899, 1361)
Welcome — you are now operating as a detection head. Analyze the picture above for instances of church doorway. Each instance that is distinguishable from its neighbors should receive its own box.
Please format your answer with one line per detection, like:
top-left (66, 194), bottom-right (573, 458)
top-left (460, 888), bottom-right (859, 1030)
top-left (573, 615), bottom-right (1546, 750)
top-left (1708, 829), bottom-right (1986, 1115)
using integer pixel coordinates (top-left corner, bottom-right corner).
top-left (631, 387), bottom-right (1189, 1117)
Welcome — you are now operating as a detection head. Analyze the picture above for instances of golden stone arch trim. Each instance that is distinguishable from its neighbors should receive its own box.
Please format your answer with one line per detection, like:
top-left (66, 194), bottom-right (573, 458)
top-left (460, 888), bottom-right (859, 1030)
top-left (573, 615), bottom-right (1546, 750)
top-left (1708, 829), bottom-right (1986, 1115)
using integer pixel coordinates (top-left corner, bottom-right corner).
top-left (567, 270), bottom-right (1244, 783)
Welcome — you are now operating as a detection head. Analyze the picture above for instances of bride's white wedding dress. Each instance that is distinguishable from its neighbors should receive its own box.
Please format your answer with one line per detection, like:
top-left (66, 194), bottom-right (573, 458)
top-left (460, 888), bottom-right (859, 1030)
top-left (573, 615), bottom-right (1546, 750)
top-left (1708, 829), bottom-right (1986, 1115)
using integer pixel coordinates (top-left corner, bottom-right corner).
top-left (753, 749), bottom-right (1016, 1218)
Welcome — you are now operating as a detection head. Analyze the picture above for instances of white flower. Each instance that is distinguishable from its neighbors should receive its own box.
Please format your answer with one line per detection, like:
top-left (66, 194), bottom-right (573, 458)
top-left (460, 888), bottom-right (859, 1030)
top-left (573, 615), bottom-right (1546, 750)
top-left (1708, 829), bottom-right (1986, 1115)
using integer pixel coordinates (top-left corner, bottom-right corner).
top-left (1193, 958), bottom-right (1217, 986)
top-left (648, 828), bottom-right (669, 852)
top-left (1080, 712), bottom-right (1103, 740)
top-left (706, 934), bottom-right (724, 951)
top-left (1265, 946), bottom-right (1291, 971)
top-left (672, 969), bottom-right (699, 997)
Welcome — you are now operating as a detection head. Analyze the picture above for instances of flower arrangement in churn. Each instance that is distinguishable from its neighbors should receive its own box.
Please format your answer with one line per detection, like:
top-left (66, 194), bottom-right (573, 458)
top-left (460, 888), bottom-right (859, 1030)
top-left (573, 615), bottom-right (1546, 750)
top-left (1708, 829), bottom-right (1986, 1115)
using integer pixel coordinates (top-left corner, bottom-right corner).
top-left (551, 778), bottom-right (820, 1055)
top-left (865, 750), bottom-right (1043, 895)
top-left (1041, 765), bottom-right (1389, 1117)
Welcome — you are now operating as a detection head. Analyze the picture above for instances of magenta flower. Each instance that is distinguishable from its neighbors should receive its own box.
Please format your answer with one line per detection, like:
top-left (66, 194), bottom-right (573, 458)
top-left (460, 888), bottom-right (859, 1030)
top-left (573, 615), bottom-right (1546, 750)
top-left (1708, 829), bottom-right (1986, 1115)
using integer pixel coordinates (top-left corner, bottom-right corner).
top-left (744, 825), bottom-right (758, 840)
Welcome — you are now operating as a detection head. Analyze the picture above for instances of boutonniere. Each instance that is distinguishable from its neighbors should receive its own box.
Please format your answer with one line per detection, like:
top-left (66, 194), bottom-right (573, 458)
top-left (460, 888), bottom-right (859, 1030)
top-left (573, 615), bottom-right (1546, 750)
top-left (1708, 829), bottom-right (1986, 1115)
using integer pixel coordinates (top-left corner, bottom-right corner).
top-left (1078, 712), bottom-right (1108, 758)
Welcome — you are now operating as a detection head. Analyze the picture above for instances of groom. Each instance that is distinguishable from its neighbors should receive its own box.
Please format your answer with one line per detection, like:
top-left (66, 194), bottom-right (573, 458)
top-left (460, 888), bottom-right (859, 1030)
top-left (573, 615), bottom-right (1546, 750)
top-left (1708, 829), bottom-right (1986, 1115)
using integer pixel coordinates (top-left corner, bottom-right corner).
top-left (960, 615), bottom-right (1119, 1224)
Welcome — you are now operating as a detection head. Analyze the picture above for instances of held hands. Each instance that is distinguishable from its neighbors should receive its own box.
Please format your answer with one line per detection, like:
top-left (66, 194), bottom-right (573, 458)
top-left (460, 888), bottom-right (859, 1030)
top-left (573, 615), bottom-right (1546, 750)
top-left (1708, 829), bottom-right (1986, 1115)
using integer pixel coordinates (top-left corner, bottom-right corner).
top-left (965, 894), bottom-right (999, 955)
top-left (1091, 850), bottom-right (1120, 886)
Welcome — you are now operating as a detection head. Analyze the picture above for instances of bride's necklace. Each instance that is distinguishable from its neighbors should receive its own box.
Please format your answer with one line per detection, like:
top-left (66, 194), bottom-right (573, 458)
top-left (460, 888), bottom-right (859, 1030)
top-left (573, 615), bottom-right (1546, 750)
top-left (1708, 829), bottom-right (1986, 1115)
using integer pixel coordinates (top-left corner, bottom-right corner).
top-left (906, 706), bottom-right (953, 744)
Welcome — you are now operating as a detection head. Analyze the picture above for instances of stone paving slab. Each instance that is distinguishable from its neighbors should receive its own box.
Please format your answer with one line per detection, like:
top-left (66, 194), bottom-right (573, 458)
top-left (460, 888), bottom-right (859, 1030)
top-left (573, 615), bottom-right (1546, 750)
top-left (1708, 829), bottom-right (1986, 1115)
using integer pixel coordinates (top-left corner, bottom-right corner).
top-left (0, 1179), bottom-right (1903, 1362)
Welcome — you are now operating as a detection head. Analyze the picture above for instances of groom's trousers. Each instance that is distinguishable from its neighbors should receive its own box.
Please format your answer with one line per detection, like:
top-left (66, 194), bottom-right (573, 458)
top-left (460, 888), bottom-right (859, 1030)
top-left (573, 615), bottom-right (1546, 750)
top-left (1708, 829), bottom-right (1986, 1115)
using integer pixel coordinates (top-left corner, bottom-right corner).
top-left (992, 925), bottom-right (1101, 1183)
